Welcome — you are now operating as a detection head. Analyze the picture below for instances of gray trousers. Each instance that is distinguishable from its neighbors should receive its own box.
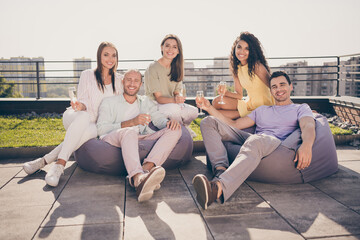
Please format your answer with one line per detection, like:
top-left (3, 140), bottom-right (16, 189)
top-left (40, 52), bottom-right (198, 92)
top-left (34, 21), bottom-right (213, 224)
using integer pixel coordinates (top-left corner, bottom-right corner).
top-left (200, 116), bottom-right (281, 202)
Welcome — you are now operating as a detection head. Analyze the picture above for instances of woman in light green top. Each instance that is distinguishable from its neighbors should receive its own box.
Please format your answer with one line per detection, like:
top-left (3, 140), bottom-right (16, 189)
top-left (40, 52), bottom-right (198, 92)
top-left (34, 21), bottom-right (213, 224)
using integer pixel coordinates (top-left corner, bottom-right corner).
top-left (144, 34), bottom-right (198, 137)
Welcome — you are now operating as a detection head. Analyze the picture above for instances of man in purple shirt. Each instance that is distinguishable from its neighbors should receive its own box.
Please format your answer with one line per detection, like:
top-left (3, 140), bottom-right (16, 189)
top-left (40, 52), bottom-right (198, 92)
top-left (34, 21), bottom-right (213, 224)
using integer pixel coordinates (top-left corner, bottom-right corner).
top-left (193, 71), bottom-right (316, 210)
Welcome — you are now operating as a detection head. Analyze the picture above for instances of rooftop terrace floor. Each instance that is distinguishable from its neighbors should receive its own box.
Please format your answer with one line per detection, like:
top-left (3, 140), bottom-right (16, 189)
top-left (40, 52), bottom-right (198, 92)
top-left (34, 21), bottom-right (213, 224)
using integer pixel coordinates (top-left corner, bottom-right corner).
top-left (1, 146), bottom-right (360, 240)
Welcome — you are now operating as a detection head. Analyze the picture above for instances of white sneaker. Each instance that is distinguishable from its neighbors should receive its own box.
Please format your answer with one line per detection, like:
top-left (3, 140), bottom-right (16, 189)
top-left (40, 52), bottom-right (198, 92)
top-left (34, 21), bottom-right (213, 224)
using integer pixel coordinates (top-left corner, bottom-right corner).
top-left (186, 125), bottom-right (197, 138)
top-left (45, 164), bottom-right (64, 187)
top-left (23, 158), bottom-right (46, 175)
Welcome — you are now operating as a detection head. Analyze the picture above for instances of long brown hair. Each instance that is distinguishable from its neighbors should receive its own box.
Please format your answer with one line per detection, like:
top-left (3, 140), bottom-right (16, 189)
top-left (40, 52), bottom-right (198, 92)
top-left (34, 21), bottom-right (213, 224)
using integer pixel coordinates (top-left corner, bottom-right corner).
top-left (161, 34), bottom-right (184, 82)
top-left (94, 42), bottom-right (118, 92)
top-left (230, 32), bottom-right (269, 79)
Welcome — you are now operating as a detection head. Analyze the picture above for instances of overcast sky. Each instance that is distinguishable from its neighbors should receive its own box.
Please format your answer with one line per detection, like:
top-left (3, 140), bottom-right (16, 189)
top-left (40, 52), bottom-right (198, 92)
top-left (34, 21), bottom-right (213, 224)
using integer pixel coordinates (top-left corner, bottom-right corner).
top-left (1, 0), bottom-right (359, 64)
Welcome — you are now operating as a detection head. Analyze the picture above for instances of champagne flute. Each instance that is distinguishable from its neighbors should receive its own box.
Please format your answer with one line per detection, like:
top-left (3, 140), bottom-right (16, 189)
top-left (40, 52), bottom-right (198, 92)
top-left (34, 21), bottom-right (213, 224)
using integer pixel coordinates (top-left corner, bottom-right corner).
top-left (218, 81), bottom-right (226, 104)
top-left (180, 83), bottom-right (186, 98)
top-left (196, 90), bottom-right (205, 116)
top-left (68, 87), bottom-right (77, 103)
top-left (179, 83), bottom-right (186, 108)
top-left (68, 87), bottom-right (77, 110)
top-left (142, 111), bottom-right (151, 134)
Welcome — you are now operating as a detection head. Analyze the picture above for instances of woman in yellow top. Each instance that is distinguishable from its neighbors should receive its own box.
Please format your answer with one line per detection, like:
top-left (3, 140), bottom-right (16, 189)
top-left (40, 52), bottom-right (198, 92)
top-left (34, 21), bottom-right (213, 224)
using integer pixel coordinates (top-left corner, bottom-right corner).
top-left (213, 32), bottom-right (274, 119)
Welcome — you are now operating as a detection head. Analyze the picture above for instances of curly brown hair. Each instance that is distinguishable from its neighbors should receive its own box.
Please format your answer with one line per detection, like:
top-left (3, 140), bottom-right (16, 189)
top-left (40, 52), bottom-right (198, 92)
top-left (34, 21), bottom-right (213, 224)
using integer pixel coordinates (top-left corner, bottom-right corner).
top-left (230, 32), bottom-right (270, 79)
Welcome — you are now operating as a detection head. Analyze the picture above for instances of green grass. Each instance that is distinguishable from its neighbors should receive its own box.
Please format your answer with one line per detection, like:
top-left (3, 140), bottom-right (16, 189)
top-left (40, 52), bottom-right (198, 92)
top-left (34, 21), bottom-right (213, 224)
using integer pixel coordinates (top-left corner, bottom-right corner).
top-left (0, 116), bottom-right (353, 148)
top-left (329, 123), bottom-right (353, 135)
top-left (190, 118), bottom-right (203, 141)
top-left (0, 116), bottom-right (65, 148)
top-left (0, 115), bottom-right (203, 148)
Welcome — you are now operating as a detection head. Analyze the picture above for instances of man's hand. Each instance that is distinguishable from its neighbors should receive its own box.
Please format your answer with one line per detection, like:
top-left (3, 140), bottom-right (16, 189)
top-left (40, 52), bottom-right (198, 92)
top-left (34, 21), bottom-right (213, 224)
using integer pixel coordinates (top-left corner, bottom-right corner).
top-left (294, 143), bottom-right (312, 170)
top-left (70, 101), bottom-right (86, 111)
top-left (166, 119), bottom-right (181, 130)
top-left (134, 114), bottom-right (151, 126)
top-left (295, 116), bottom-right (316, 170)
top-left (195, 97), bottom-right (211, 112)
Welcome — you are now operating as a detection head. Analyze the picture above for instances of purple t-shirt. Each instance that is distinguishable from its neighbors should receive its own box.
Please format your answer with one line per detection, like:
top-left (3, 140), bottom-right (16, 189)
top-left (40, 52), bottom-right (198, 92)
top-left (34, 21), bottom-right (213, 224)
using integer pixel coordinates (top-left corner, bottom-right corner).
top-left (247, 104), bottom-right (314, 141)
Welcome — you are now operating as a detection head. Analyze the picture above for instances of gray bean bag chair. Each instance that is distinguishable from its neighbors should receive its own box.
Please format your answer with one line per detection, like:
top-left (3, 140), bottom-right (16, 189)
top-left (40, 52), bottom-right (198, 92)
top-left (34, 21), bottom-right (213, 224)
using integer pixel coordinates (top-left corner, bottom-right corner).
top-left (207, 113), bottom-right (338, 183)
top-left (74, 124), bottom-right (193, 175)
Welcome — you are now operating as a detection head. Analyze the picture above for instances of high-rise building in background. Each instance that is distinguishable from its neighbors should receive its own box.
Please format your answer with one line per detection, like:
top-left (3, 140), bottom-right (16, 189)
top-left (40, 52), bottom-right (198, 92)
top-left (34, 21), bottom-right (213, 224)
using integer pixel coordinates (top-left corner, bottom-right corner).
top-left (184, 58), bottom-right (231, 97)
top-left (73, 57), bottom-right (91, 81)
top-left (0, 57), bottom-right (46, 97)
top-left (278, 61), bottom-right (336, 96)
top-left (339, 57), bottom-right (360, 97)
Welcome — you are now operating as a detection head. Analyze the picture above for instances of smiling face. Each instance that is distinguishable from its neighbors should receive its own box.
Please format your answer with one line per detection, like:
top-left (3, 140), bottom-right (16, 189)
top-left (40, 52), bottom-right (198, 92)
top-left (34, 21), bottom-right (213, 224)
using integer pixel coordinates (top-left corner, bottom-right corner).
top-left (235, 40), bottom-right (249, 65)
top-left (161, 38), bottom-right (179, 60)
top-left (101, 46), bottom-right (117, 71)
top-left (122, 71), bottom-right (142, 97)
top-left (270, 76), bottom-right (293, 105)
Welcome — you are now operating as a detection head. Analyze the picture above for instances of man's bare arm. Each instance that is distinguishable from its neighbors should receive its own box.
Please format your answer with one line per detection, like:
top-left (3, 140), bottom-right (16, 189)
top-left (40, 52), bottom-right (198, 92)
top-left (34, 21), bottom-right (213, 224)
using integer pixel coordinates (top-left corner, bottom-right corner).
top-left (197, 98), bottom-right (255, 130)
top-left (294, 116), bottom-right (316, 170)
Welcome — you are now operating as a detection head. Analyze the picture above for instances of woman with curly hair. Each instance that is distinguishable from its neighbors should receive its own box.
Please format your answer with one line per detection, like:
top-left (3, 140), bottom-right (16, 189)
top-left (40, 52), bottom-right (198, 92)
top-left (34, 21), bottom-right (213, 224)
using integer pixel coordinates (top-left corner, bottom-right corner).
top-left (144, 34), bottom-right (198, 137)
top-left (213, 32), bottom-right (274, 119)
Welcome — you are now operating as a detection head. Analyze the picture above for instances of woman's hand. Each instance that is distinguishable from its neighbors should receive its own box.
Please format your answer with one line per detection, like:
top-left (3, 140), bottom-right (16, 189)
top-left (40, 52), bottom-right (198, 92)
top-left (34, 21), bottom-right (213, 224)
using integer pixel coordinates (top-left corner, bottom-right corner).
top-left (174, 95), bottom-right (185, 104)
top-left (70, 101), bottom-right (86, 111)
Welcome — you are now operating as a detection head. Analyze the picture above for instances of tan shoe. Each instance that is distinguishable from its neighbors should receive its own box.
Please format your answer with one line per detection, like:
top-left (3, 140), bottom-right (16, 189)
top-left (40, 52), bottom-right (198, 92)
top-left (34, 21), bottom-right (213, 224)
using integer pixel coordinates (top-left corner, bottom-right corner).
top-left (136, 166), bottom-right (165, 202)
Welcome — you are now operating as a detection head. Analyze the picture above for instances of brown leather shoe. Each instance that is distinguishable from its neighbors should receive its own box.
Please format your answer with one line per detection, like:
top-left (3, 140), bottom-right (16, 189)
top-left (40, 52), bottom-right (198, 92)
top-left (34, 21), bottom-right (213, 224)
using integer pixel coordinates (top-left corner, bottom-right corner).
top-left (136, 166), bottom-right (165, 202)
top-left (192, 174), bottom-right (219, 210)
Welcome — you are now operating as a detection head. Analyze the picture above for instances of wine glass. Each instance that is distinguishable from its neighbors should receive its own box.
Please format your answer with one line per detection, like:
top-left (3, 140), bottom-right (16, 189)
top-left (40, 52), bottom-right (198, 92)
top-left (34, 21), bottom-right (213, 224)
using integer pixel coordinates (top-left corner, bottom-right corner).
top-left (196, 90), bottom-right (205, 116)
top-left (180, 83), bottom-right (186, 98)
top-left (179, 83), bottom-right (186, 108)
top-left (218, 81), bottom-right (226, 104)
top-left (68, 87), bottom-right (77, 104)
top-left (142, 111), bottom-right (151, 134)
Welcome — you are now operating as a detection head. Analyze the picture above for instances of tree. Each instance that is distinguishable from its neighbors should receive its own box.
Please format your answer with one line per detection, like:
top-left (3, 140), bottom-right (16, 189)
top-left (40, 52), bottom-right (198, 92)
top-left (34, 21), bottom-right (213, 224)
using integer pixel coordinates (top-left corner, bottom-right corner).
top-left (0, 76), bottom-right (23, 98)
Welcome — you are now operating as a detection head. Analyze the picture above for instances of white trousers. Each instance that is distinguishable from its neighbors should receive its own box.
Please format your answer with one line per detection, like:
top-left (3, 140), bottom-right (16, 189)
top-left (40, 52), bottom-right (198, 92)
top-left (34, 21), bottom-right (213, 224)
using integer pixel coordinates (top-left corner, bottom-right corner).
top-left (102, 127), bottom-right (182, 179)
top-left (43, 108), bottom-right (97, 163)
top-left (158, 103), bottom-right (198, 125)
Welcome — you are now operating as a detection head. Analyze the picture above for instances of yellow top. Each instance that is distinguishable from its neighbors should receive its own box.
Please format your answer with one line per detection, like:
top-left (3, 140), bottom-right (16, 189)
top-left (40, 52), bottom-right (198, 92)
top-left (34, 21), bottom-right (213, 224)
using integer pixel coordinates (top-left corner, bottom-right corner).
top-left (237, 64), bottom-right (275, 117)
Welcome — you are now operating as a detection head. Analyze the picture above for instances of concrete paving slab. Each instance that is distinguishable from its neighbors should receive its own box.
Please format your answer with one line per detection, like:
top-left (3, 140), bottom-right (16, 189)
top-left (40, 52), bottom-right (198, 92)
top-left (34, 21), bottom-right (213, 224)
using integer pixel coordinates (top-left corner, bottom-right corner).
top-left (40, 167), bottom-right (126, 227)
top-left (0, 167), bottom-right (21, 189)
top-left (0, 205), bottom-right (51, 240)
top-left (337, 149), bottom-right (360, 162)
top-left (205, 212), bottom-right (303, 240)
top-left (340, 161), bottom-right (360, 174)
top-left (310, 165), bottom-right (360, 214)
top-left (124, 167), bottom-right (212, 240)
top-left (179, 155), bottom-right (210, 185)
top-left (0, 157), bottom-right (33, 168)
top-left (34, 223), bottom-right (123, 240)
top-left (314, 235), bottom-right (360, 240)
top-left (148, 173), bottom-right (194, 200)
top-left (188, 183), bottom-right (274, 217)
top-left (124, 199), bottom-right (212, 240)
top-left (0, 162), bottom-right (76, 207)
top-left (64, 167), bottom-right (125, 186)
top-left (41, 200), bottom-right (124, 227)
top-left (248, 182), bottom-right (360, 238)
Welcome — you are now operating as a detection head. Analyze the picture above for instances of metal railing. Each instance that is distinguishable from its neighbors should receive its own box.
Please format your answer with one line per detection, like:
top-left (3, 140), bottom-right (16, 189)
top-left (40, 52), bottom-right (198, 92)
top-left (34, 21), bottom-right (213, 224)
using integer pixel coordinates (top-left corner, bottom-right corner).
top-left (0, 54), bottom-right (359, 99)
